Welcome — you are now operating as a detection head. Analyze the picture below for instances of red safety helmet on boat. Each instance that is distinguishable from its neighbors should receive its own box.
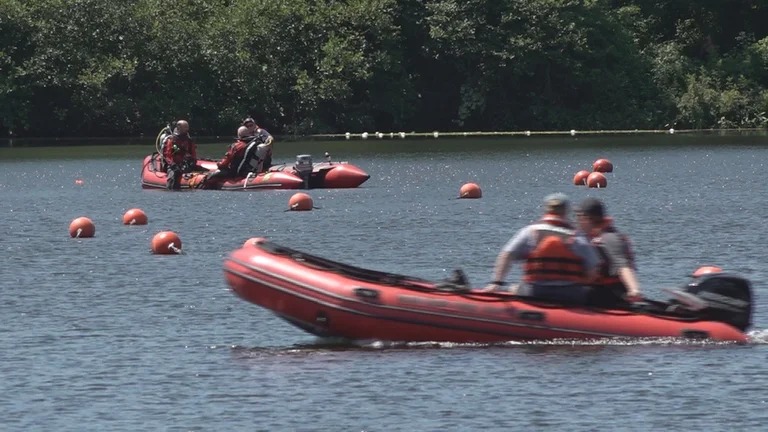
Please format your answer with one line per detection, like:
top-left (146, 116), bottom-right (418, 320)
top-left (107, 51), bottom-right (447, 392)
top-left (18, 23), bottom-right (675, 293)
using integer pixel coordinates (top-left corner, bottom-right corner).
top-left (691, 265), bottom-right (723, 278)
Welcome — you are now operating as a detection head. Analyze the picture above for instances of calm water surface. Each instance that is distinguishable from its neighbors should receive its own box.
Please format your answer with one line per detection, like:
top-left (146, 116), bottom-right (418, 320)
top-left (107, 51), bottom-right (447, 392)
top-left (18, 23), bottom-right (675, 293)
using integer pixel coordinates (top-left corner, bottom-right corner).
top-left (2, 135), bottom-right (768, 431)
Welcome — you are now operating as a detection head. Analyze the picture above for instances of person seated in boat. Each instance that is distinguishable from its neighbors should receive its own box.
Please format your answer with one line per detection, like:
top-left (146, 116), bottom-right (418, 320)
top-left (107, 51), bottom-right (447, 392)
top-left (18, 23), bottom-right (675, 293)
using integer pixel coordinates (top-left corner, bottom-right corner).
top-left (483, 193), bottom-right (600, 304)
top-left (575, 198), bottom-right (642, 307)
top-left (241, 117), bottom-right (274, 172)
top-left (162, 119), bottom-right (198, 190)
top-left (203, 126), bottom-right (265, 185)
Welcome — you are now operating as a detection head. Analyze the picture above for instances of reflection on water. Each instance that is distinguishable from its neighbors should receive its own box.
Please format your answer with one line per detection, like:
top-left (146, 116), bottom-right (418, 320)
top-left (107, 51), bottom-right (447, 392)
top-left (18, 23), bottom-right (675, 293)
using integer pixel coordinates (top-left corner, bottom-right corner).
top-left (2, 134), bottom-right (768, 431)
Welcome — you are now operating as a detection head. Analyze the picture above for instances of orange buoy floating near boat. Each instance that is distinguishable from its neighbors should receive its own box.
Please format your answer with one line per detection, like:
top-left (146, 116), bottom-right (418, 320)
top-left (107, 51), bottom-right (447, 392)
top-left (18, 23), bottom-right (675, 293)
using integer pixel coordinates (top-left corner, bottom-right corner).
top-left (459, 182), bottom-right (482, 199)
top-left (573, 170), bottom-right (590, 186)
top-left (289, 192), bottom-right (314, 211)
top-left (243, 237), bottom-right (268, 248)
top-left (69, 217), bottom-right (95, 238)
top-left (151, 231), bottom-right (183, 254)
top-left (586, 172), bottom-right (608, 188)
top-left (122, 208), bottom-right (148, 225)
top-left (592, 158), bottom-right (614, 173)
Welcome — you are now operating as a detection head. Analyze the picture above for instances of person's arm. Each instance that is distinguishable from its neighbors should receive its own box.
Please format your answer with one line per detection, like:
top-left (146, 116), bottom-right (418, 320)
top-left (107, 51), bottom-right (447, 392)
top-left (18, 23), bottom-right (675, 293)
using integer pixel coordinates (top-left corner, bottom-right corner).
top-left (258, 129), bottom-right (273, 145)
top-left (603, 233), bottom-right (641, 297)
top-left (217, 143), bottom-right (236, 170)
top-left (489, 251), bottom-right (514, 286)
top-left (187, 140), bottom-right (197, 161)
top-left (162, 138), bottom-right (175, 166)
top-left (482, 228), bottom-right (531, 291)
top-left (618, 267), bottom-right (641, 297)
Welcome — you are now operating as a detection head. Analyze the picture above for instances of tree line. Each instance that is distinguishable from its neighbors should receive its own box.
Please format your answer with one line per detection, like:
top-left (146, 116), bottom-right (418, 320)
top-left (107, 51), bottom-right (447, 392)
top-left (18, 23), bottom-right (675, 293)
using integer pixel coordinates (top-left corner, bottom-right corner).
top-left (2, 0), bottom-right (767, 137)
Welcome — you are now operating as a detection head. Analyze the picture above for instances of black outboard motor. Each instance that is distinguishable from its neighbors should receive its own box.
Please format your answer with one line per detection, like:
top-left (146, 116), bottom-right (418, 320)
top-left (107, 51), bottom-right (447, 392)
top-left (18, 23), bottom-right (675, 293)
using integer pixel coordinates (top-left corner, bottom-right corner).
top-left (294, 154), bottom-right (313, 189)
top-left (683, 273), bottom-right (753, 331)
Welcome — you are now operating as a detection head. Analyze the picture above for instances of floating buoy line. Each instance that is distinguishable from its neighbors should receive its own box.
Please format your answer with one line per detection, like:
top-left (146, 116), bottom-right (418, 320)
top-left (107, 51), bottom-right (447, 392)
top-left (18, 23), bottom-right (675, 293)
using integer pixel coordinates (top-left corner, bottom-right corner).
top-left (309, 128), bottom-right (685, 140)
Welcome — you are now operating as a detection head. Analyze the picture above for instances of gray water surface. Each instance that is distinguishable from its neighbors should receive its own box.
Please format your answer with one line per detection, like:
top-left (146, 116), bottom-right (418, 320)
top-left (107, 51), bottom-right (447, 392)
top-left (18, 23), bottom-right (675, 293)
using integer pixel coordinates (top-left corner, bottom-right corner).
top-left (2, 135), bottom-right (768, 431)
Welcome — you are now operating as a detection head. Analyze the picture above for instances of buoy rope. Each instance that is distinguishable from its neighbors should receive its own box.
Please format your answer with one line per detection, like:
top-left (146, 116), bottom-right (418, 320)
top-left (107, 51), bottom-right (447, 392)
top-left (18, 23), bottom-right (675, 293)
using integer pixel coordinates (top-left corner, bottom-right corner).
top-left (168, 242), bottom-right (184, 255)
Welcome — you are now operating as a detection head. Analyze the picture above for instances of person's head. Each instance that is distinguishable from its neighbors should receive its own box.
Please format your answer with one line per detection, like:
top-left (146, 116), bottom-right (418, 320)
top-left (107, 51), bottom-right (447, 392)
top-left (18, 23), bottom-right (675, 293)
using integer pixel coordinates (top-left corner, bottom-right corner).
top-left (237, 126), bottom-right (250, 139)
top-left (175, 120), bottom-right (189, 135)
top-left (242, 117), bottom-right (257, 129)
top-left (575, 197), bottom-right (605, 231)
top-left (543, 192), bottom-right (570, 217)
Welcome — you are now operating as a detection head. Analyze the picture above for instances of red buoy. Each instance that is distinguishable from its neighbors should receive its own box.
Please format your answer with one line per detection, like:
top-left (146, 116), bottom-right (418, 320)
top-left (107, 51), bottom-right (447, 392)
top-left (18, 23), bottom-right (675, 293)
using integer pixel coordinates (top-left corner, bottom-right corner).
top-left (692, 265), bottom-right (723, 278)
top-left (586, 172), bottom-right (608, 188)
top-left (123, 208), bottom-right (148, 225)
top-left (69, 217), bottom-right (95, 238)
top-left (151, 231), bottom-right (182, 254)
top-left (459, 182), bottom-right (482, 199)
top-left (74, 179), bottom-right (84, 185)
top-left (289, 193), bottom-right (314, 211)
top-left (573, 170), bottom-right (590, 186)
top-left (592, 159), bottom-right (614, 173)
top-left (243, 237), bottom-right (267, 248)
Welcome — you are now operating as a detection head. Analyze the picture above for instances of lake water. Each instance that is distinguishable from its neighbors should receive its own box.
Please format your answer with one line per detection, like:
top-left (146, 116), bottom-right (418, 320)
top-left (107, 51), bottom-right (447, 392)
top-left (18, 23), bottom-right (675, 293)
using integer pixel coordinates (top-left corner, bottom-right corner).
top-left (2, 133), bottom-right (768, 431)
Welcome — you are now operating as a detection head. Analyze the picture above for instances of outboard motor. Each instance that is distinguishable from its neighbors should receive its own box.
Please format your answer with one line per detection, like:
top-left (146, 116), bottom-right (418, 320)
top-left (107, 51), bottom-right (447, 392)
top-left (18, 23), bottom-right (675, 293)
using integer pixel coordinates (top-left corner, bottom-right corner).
top-left (683, 273), bottom-right (753, 331)
top-left (294, 154), bottom-right (313, 188)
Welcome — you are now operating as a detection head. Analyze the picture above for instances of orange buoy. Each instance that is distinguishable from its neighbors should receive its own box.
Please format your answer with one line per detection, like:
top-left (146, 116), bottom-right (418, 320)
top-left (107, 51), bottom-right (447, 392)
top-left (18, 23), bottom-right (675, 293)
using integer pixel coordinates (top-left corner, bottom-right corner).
top-left (586, 172), bottom-right (608, 188)
top-left (69, 217), bottom-right (95, 238)
top-left (74, 179), bottom-right (84, 185)
top-left (692, 265), bottom-right (723, 278)
top-left (151, 231), bottom-right (183, 254)
top-left (122, 208), bottom-right (148, 225)
top-left (592, 158), bottom-right (614, 173)
top-left (459, 182), bottom-right (482, 199)
top-left (289, 192), bottom-right (314, 211)
top-left (573, 170), bottom-right (590, 186)
top-left (243, 237), bottom-right (268, 248)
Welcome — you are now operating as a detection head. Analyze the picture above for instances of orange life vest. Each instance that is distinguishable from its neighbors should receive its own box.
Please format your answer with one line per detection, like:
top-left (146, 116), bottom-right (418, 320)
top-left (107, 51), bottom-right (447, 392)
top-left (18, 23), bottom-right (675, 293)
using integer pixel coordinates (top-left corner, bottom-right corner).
top-left (590, 219), bottom-right (636, 287)
top-left (523, 215), bottom-right (587, 284)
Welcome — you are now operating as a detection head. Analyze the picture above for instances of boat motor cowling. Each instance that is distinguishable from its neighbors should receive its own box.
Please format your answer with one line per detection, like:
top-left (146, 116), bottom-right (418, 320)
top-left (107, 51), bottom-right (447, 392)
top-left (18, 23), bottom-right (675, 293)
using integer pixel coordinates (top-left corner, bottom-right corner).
top-left (294, 154), bottom-right (313, 188)
top-left (683, 273), bottom-right (753, 331)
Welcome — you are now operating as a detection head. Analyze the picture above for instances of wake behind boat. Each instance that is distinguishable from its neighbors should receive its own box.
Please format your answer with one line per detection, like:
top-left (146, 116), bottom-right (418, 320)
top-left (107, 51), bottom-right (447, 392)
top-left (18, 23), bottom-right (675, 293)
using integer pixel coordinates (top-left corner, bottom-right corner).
top-left (223, 239), bottom-right (753, 343)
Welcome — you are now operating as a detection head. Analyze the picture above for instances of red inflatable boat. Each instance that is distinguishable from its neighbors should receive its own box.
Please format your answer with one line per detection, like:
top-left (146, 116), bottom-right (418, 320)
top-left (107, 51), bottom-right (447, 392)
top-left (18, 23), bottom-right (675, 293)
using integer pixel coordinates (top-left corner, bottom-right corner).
top-left (223, 240), bottom-right (753, 343)
top-left (140, 153), bottom-right (370, 190)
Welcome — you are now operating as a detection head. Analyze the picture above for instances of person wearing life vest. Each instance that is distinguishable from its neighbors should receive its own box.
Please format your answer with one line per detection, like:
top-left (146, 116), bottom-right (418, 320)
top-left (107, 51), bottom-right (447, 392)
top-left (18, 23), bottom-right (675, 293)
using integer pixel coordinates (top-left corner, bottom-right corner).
top-left (162, 119), bottom-right (198, 190)
top-left (241, 117), bottom-right (274, 172)
top-left (484, 193), bottom-right (600, 304)
top-left (203, 126), bottom-right (263, 187)
top-left (575, 197), bottom-right (642, 307)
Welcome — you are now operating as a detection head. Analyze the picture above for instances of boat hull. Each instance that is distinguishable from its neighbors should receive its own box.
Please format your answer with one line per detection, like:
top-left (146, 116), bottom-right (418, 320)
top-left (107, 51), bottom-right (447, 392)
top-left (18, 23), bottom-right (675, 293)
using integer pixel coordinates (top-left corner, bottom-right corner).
top-left (223, 241), bottom-right (748, 343)
top-left (141, 154), bottom-right (370, 190)
top-left (140, 154), bottom-right (304, 190)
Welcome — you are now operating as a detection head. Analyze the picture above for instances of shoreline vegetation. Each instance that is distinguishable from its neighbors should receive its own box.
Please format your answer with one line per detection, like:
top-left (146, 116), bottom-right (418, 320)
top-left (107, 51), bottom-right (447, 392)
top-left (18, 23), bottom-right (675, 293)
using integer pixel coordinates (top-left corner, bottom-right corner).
top-left (2, 1), bottom-right (768, 138)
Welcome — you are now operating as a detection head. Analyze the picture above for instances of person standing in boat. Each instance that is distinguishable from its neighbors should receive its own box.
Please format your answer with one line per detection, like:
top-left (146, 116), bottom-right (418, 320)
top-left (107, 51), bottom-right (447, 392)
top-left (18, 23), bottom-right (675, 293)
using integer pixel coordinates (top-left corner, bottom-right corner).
top-left (241, 117), bottom-right (274, 172)
top-left (483, 193), bottom-right (600, 304)
top-left (162, 119), bottom-right (198, 190)
top-left (575, 197), bottom-right (642, 307)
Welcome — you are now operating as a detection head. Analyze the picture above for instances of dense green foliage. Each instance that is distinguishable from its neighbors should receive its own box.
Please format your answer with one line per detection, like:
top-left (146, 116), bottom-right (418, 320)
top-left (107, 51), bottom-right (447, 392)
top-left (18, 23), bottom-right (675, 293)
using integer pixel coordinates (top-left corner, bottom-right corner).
top-left (1, 0), bottom-right (767, 136)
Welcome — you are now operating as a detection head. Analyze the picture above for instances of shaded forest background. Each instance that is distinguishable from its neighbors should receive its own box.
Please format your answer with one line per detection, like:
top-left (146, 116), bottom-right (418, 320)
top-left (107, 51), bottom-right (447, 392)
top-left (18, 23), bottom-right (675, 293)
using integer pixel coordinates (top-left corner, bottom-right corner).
top-left (2, 0), bottom-right (768, 137)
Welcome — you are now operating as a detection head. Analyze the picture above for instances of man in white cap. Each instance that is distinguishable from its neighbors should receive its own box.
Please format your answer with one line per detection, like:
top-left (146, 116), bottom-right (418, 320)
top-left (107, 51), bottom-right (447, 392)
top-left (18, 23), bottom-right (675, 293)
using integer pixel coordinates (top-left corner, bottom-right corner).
top-left (484, 193), bottom-right (599, 304)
